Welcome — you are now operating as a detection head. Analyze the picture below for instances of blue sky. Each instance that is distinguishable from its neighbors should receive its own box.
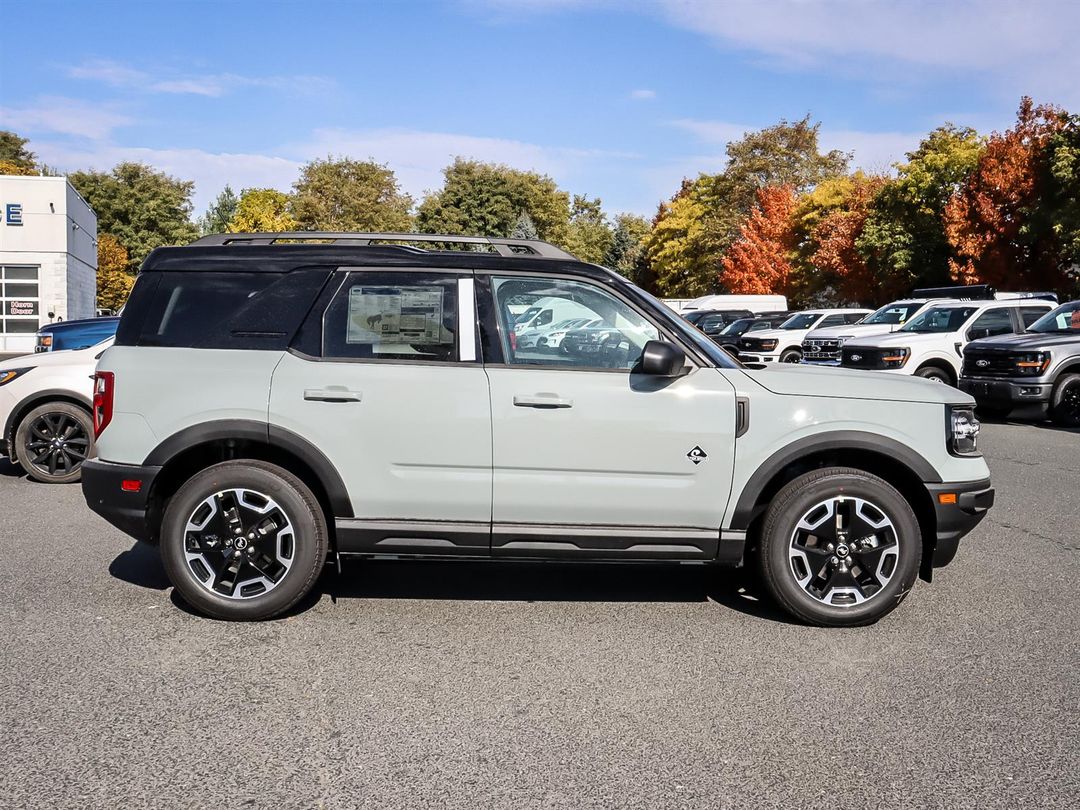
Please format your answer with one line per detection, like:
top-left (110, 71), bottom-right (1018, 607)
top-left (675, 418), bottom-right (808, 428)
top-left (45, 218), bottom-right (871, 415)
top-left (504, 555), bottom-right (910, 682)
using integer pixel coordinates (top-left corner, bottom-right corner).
top-left (2, 0), bottom-right (1077, 218)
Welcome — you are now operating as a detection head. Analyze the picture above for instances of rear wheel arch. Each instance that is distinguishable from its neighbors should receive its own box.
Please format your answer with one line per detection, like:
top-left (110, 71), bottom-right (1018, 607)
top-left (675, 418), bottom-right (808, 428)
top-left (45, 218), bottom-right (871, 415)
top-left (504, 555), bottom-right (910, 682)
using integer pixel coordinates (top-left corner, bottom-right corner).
top-left (5, 390), bottom-right (93, 453)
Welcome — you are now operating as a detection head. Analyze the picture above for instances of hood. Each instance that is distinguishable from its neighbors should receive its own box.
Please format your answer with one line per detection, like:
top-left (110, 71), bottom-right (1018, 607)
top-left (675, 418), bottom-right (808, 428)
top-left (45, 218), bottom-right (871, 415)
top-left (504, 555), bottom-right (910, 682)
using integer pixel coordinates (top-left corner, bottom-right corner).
top-left (0, 338), bottom-right (112, 372)
top-left (38, 316), bottom-right (120, 334)
top-left (966, 332), bottom-right (1079, 351)
top-left (745, 327), bottom-right (804, 341)
top-left (741, 362), bottom-right (970, 405)
top-left (806, 323), bottom-right (899, 339)
top-left (842, 330), bottom-right (945, 349)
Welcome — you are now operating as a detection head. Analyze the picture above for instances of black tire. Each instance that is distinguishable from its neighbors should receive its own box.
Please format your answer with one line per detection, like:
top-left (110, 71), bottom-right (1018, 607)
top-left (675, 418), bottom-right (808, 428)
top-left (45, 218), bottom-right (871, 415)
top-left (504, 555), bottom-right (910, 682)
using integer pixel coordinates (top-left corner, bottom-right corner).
top-left (160, 461), bottom-right (328, 620)
top-left (1049, 373), bottom-right (1080, 428)
top-left (14, 402), bottom-right (94, 484)
top-left (758, 467), bottom-right (922, 627)
top-left (976, 403), bottom-right (1012, 421)
top-left (915, 365), bottom-right (953, 385)
top-left (779, 348), bottom-right (802, 364)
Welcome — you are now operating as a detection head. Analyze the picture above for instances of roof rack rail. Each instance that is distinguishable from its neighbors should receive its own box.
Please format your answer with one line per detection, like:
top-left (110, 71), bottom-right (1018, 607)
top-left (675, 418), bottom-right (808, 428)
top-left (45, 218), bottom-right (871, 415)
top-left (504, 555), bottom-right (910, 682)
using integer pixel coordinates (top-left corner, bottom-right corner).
top-left (189, 231), bottom-right (577, 260)
top-left (912, 283), bottom-right (995, 301)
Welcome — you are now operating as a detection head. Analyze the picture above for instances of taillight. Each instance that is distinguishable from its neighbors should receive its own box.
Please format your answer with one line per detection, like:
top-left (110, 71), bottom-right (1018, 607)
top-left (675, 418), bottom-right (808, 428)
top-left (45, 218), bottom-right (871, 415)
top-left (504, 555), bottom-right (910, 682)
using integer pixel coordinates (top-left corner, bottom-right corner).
top-left (93, 371), bottom-right (114, 437)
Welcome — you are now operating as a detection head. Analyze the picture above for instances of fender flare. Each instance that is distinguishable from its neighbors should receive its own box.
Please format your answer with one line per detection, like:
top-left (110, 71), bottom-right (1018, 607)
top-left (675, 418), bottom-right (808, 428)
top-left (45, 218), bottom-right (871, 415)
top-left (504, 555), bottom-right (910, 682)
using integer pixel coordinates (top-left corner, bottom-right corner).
top-left (728, 430), bottom-right (941, 529)
top-left (143, 419), bottom-right (353, 517)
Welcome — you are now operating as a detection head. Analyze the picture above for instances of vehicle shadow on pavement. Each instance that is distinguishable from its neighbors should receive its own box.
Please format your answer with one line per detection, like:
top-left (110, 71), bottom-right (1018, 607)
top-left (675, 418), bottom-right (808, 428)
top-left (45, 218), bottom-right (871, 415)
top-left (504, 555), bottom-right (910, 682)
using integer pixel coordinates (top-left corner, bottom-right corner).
top-left (0, 458), bottom-right (24, 478)
top-left (317, 560), bottom-right (797, 624)
top-left (109, 549), bottom-right (799, 624)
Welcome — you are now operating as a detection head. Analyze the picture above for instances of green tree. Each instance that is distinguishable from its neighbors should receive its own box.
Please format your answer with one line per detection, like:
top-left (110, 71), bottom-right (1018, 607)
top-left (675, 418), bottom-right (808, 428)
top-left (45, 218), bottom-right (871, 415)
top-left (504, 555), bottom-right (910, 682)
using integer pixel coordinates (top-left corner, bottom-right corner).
top-left (69, 163), bottom-right (198, 272)
top-left (227, 188), bottom-right (297, 232)
top-left (0, 131), bottom-right (37, 173)
top-left (510, 211), bottom-right (539, 239)
top-left (647, 116), bottom-right (850, 295)
top-left (604, 213), bottom-right (651, 284)
top-left (198, 185), bottom-right (239, 236)
top-left (1044, 114), bottom-right (1080, 293)
top-left (857, 125), bottom-right (985, 294)
top-left (562, 195), bottom-right (614, 264)
top-left (417, 159), bottom-right (571, 244)
top-left (291, 157), bottom-right (413, 232)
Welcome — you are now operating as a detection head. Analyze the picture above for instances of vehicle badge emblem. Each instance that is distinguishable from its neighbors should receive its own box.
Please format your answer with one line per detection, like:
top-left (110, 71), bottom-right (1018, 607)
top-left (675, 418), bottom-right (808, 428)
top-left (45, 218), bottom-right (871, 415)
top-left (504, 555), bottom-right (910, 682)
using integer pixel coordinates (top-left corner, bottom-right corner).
top-left (687, 446), bottom-right (707, 465)
top-left (850, 354), bottom-right (862, 362)
top-left (976, 359), bottom-right (989, 368)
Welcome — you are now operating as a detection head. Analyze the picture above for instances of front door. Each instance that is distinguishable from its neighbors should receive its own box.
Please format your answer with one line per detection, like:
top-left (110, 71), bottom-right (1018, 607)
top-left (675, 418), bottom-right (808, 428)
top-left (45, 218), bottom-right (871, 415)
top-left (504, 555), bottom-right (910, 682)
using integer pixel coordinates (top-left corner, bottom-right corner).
top-left (482, 275), bottom-right (737, 559)
top-left (269, 270), bottom-right (492, 554)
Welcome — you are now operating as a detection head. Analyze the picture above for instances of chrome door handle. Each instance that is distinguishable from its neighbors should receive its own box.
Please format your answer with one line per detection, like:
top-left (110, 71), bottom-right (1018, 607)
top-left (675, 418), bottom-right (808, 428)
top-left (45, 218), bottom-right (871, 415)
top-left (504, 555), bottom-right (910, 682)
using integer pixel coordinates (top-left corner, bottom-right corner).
top-left (304, 388), bottom-right (363, 403)
top-left (513, 395), bottom-right (573, 409)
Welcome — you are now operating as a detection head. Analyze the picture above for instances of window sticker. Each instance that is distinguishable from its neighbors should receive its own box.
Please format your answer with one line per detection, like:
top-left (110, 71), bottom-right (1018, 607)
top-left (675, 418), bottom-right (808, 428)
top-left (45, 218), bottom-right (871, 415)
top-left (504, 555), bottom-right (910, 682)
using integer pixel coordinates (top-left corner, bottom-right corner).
top-left (346, 286), bottom-right (447, 345)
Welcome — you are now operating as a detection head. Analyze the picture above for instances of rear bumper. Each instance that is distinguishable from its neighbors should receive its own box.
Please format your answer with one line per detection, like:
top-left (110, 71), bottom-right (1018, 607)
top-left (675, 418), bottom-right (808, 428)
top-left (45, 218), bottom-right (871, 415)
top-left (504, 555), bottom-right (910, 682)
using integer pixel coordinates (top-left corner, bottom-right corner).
top-left (81, 458), bottom-right (161, 543)
top-left (924, 478), bottom-right (995, 568)
top-left (959, 377), bottom-right (1053, 405)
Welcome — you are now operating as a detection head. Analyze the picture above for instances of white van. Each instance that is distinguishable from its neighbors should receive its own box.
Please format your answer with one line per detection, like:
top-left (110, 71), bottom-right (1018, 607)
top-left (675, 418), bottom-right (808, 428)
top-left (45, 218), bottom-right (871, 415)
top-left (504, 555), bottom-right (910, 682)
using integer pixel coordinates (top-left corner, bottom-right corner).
top-left (682, 294), bottom-right (788, 314)
top-left (513, 296), bottom-right (597, 334)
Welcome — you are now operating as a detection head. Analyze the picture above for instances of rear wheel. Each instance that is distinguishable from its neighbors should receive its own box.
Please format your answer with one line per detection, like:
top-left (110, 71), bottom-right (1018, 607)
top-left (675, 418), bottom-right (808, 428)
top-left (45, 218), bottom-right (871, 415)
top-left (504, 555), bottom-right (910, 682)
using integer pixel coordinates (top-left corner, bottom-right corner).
top-left (160, 461), bottom-right (328, 620)
top-left (915, 365), bottom-right (953, 385)
top-left (758, 467), bottom-right (921, 627)
top-left (14, 402), bottom-right (94, 484)
top-left (1049, 374), bottom-right (1080, 428)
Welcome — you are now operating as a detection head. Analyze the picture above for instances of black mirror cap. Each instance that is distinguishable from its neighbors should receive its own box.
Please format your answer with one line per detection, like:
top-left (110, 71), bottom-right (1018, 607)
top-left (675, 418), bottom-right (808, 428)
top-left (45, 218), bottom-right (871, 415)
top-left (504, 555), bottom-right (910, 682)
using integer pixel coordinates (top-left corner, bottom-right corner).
top-left (640, 340), bottom-right (686, 376)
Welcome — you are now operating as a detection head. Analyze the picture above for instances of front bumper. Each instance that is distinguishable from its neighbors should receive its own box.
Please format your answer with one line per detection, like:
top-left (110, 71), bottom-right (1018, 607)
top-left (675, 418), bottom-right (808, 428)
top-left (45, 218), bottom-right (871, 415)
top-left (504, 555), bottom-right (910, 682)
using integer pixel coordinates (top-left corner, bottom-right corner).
top-left (924, 478), bottom-right (995, 569)
top-left (959, 377), bottom-right (1053, 405)
top-left (81, 458), bottom-right (161, 543)
top-left (739, 353), bottom-right (779, 363)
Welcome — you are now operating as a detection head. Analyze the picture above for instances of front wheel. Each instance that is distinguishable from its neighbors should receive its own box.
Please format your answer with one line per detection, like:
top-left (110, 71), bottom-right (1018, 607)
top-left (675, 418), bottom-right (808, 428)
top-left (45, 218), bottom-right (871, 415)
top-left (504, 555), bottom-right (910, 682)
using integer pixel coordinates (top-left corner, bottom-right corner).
top-left (160, 461), bottom-right (328, 620)
top-left (758, 467), bottom-right (922, 627)
top-left (1049, 374), bottom-right (1080, 428)
top-left (779, 348), bottom-right (802, 364)
top-left (15, 402), bottom-right (94, 484)
top-left (915, 365), bottom-right (953, 385)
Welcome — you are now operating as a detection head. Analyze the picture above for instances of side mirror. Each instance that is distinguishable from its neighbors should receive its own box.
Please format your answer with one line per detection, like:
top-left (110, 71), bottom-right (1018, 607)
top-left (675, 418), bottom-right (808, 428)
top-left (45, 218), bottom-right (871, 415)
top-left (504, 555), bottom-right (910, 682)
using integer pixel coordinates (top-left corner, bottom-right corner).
top-left (967, 327), bottom-right (991, 341)
top-left (640, 340), bottom-right (686, 376)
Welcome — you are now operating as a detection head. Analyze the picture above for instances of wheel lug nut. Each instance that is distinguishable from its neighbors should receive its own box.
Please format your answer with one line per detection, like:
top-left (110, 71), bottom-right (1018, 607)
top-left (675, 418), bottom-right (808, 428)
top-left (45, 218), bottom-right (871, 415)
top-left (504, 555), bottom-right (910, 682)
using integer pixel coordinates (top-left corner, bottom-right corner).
top-left (826, 544), bottom-right (835, 552)
top-left (233, 550), bottom-right (242, 558)
top-left (829, 556), bottom-right (839, 565)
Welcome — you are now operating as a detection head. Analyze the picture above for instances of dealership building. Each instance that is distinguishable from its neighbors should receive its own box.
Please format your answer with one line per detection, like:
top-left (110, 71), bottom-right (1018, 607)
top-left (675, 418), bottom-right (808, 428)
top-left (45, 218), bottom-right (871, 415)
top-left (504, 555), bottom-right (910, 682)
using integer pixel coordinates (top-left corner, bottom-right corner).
top-left (0, 175), bottom-right (98, 353)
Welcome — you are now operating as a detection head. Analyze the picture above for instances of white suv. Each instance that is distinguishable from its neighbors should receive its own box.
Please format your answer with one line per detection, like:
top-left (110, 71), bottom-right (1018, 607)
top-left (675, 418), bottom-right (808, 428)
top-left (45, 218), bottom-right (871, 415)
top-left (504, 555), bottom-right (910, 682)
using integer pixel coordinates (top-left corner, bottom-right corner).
top-left (840, 300), bottom-right (1054, 384)
top-left (81, 232), bottom-right (995, 627)
top-left (0, 338), bottom-right (111, 483)
top-left (738, 309), bottom-right (872, 364)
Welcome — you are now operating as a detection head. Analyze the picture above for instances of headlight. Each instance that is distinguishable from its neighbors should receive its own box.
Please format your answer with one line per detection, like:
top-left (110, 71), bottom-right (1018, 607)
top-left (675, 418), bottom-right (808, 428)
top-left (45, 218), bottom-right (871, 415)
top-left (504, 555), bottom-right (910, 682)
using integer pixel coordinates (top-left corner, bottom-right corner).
top-left (759, 339), bottom-right (778, 351)
top-left (0, 367), bottom-right (34, 387)
top-left (1014, 351), bottom-right (1050, 376)
top-left (881, 347), bottom-right (910, 368)
top-left (947, 405), bottom-right (981, 456)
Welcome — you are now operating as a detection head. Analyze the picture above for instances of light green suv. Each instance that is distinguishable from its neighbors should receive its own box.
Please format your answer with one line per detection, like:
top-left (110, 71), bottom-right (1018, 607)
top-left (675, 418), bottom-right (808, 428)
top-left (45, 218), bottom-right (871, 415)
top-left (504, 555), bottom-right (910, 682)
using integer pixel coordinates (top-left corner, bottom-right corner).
top-left (81, 232), bottom-right (995, 626)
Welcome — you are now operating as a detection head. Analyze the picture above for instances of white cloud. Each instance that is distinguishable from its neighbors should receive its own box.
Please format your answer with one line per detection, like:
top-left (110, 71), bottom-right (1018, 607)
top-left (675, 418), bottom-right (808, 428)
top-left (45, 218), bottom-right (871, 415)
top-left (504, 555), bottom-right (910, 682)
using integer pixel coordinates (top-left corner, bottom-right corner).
top-left (66, 59), bottom-right (334, 98)
top-left (630, 88), bottom-right (657, 100)
top-left (0, 97), bottom-right (132, 140)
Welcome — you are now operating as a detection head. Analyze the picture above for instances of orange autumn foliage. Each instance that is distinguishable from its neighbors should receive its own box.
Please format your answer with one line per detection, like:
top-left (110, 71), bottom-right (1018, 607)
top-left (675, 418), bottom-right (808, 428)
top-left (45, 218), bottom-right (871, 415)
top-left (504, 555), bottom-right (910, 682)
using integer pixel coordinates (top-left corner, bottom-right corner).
top-left (719, 185), bottom-right (797, 294)
top-left (811, 174), bottom-right (893, 304)
top-left (944, 97), bottom-right (1066, 290)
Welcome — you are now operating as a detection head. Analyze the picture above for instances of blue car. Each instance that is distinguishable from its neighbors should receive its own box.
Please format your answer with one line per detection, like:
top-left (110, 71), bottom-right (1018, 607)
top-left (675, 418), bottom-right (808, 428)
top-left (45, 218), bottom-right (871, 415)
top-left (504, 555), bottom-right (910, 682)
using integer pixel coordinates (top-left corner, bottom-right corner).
top-left (35, 316), bottom-right (120, 353)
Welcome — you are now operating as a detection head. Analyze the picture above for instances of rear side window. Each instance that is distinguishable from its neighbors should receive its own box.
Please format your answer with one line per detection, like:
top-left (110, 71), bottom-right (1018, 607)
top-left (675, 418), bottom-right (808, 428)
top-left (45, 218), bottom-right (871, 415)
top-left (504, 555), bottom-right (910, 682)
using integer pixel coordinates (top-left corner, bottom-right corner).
top-left (321, 272), bottom-right (459, 362)
top-left (1019, 306), bottom-right (1049, 327)
top-left (117, 269), bottom-right (331, 349)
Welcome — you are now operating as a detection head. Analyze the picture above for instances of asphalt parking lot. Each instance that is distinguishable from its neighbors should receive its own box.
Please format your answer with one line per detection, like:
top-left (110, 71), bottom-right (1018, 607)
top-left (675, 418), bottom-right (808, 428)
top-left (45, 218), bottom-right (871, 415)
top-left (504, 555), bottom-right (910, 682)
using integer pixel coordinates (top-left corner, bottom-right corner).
top-left (1, 419), bottom-right (1077, 809)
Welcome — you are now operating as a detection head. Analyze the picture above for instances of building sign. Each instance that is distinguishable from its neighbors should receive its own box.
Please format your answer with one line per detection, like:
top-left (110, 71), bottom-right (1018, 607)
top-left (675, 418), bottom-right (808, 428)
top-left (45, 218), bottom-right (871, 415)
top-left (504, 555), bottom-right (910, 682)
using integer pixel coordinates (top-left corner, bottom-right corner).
top-left (5, 300), bottom-right (37, 316)
top-left (3, 203), bottom-right (23, 226)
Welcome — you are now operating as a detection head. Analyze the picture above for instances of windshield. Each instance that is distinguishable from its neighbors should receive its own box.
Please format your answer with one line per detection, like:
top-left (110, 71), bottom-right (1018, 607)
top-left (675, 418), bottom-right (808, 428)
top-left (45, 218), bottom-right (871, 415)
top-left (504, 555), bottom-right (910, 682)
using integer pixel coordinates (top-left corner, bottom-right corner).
top-left (629, 285), bottom-right (740, 368)
top-left (900, 306), bottom-right (978, 333)
top-left (721, 318), bottom-right (753, 335)
top-left (1027, 301), bottom-right (1080, 333)
top-left (864, 302), bottom-right (923, 325)
top-left (780, 313), bottom-right (820, 330)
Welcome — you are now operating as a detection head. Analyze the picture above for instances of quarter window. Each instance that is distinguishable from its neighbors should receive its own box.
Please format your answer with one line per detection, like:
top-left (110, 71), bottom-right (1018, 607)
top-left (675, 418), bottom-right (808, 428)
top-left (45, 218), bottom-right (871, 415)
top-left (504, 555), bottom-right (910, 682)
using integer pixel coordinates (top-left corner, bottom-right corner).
top-left (322, 272), bottom-right (459, 362)
top-left (492, 276), bottom-right (659, 370)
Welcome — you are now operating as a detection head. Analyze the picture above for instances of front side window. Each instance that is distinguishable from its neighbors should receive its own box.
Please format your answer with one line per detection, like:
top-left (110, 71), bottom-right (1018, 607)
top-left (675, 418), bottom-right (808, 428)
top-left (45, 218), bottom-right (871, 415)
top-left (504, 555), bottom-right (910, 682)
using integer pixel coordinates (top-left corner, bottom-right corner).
top-left (492, 277), bottom-right (658, 370)
top-left (323, 272), bottom-right (458, 362)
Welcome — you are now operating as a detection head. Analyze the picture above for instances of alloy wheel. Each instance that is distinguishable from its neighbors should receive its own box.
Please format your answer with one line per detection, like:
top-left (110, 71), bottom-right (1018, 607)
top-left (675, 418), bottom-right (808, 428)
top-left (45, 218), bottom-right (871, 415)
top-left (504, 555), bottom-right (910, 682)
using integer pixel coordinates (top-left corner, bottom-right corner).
top-left (183, 488), bottom-right (296, 600)
top-left (788, 495), bottom-right (900, 607)
top-left (24, 412), bottom-right (90, 478)
top-left (1059, 380), bottom-right (1080, 425)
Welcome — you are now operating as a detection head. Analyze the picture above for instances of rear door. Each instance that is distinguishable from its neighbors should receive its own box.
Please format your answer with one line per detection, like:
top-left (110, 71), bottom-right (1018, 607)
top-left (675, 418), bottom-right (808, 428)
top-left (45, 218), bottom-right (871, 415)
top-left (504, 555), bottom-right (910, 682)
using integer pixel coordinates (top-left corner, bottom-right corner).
top-left (269, 269), bottom-right (492, 554)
